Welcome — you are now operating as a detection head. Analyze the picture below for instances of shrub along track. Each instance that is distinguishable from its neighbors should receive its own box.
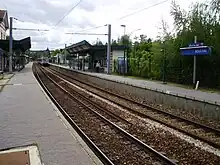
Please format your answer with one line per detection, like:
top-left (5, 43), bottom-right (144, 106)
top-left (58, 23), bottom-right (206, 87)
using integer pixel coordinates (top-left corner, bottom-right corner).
top-left (48, 66), bottom-right (220, 150)
top-left (34, 63), bottom-right (177, 165)
top-left (42, 65), bottom-right (220, 164)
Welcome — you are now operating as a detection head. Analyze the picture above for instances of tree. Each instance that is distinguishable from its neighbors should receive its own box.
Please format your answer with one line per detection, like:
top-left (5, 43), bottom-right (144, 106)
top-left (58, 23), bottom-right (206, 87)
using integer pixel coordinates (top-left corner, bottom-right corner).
top-left (94, 38), bottom-right (103, 46)
top-left (211, 0), bottom-right (220, 16)
top-left (51, 49), bottom-right (61, 57)
top-left (112, 39), bottom-right (119, 46)
top-left (127, 0), bottom-right (220, 88)
top-left (170, 0), bottom-right (188, 33)
top-left (128, 34), bottom-right (152, 77)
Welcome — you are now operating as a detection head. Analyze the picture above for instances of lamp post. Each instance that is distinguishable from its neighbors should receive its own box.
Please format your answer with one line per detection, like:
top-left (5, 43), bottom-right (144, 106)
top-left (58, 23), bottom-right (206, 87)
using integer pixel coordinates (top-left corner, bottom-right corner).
top-left (120, 25), bottom-right (141, 75)
top-left (128, 29), bottom-right (141, 37)
top-left (161, 41), bottom-right (167, 84)
top-left (128, 29), bottom-right (141, 75)
top-left (120, 25), bottom-right (126, 36)
top-left (120, 25), bottom-right (126, 75)
top-left (9, 17), bottom-right (13, 73)
top-left (64, 44), bottom-right (67, 65)
top-left (104, 24), bottom-right (111, 74)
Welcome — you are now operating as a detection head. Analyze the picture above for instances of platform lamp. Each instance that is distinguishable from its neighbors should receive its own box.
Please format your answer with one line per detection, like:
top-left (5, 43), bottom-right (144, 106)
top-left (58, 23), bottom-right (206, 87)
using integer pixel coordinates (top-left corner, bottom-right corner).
top-left (9, 17), bottom-right (13, 73)
top-left (127, 29), bottom-right (141, 74)
top-left (160, 41), bottom-right (167, 84)
top-left (104, 24), bottom-right (111, 74)
top-left (120, 25), bottom-right (126, 75)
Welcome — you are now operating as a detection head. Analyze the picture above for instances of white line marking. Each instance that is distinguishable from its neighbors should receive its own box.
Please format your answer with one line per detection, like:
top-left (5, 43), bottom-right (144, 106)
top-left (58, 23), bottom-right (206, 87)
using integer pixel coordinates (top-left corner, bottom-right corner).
top-left (13, 83), bottom-right (22, 86)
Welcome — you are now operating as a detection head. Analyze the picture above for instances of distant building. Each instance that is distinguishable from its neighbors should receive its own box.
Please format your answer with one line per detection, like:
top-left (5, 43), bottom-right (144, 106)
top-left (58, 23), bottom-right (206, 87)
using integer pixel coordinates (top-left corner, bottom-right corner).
top-left (0, 10), bottom-right (9, 40)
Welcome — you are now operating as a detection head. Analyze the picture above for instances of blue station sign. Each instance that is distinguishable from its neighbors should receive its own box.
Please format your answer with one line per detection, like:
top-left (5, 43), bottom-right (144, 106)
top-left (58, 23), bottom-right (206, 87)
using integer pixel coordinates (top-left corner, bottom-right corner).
top-left (180, 46), bottom-right (211, 56)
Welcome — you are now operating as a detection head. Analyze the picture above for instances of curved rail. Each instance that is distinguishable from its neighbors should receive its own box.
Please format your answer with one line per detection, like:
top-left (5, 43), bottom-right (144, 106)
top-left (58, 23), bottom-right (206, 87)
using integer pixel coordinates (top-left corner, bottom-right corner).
top-left (33, 64), bottom-right (114, 165)
top-left (48, 66), bottom-right (220, 149)
top-left (38, 64), bottom-right (176, 165)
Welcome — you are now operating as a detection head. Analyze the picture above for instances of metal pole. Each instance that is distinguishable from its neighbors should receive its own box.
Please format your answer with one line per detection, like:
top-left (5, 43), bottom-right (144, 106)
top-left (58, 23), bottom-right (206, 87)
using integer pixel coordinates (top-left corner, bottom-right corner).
top-left (9, 17), bottom-right (13, 73)
top-left (124, 47), bottom-right (126, 75)
top-left (162, 47), bottom-right (166, 84)
top-left (123, 27), bottom-right (126, 75)
top-left (107, 24), bottom-right (111, 74)
top-left (193, 36), bottom-right (197, 84)
top-left (64, 44), bottom-right (67, 65)
top-left (77, 53), bottom-right (79, 70)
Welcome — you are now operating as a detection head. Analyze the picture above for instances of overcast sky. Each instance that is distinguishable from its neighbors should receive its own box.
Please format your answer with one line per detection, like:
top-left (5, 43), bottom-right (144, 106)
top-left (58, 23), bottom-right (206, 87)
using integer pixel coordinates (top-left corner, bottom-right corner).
top-left (1, 0), bottom-right (202, 50)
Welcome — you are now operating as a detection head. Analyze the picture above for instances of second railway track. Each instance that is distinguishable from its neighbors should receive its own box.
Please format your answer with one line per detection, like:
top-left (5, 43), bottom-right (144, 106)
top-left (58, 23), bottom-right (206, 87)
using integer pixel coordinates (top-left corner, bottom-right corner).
top-left (34, 64), bottom-right (220, 164)
top-left (34, 63), bottom-right (176, 165)
top-left (47, 66), bottom-right (220, 150)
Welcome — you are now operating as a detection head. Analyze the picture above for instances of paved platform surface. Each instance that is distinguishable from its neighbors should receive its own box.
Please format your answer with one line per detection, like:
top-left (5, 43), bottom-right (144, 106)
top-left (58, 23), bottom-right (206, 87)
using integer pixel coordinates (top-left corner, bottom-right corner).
top-left (0, 63), bottom-right (103, 165)
top-left (51, 63), bottom-right (220, 105)
top-left (0, 73), bottom-right (14, 91)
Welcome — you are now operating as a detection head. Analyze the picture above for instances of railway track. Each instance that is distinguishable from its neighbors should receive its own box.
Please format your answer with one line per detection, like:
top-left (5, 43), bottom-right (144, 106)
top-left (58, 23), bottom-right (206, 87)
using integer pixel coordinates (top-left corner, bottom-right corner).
top-left (34, 63), bottom-right (176, 165)
top-left (48, 66), bottom-right (220, 150)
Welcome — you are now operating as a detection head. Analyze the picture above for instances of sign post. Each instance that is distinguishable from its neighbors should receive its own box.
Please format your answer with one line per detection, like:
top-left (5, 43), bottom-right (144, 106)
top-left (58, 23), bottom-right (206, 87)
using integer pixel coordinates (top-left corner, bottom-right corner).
top-left (107, 24), bottom-right (111, 74)
top-left (9, 17), bottom-right (13, 73)
top-left (180, 37), bottom-right (211, 86)
top-left (193, 36), bottom-right (197, 84)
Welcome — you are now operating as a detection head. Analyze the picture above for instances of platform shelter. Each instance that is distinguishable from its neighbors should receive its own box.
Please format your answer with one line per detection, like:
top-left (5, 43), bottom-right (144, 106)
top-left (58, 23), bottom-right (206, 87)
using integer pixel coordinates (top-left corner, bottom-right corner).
top-left (66, 40), bottom-right (125, 73)
top-left (0, 37), bottom-right (31, 72)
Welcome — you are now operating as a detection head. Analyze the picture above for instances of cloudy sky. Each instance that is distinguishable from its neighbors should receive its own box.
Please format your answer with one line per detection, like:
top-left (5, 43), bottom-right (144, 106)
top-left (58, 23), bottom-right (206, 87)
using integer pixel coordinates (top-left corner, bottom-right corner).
top-left (1, 0), bottom-right (202, 50)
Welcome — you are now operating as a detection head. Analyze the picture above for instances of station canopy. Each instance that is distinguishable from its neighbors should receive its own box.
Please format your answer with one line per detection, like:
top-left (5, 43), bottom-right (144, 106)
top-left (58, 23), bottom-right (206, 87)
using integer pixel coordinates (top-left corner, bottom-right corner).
top-left (66, 40), bottom-right (91, 55)
top-left (66, 40), bottom-right (125, 57)
top-left (0, 37), bottom-right (31, 52)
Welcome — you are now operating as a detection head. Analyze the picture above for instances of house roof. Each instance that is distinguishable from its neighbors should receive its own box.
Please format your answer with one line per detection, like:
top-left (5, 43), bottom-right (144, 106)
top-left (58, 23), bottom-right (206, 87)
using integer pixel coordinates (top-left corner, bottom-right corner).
top-left (0, 10), bottom-right (5, 19)
top-left (0, 10), bottom-right (9, 29)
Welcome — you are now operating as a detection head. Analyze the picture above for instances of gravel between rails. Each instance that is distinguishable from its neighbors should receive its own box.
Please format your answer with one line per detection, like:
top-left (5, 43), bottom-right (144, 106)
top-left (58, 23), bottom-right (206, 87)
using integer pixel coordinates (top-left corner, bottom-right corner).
top-left (47, 67), bottom-right (220, 148)
top-left (109, 86), bottom-right (220, 129)
top-left (36, 65), bottom-right (173, 165)
top-left (44, 66), bottom-right (220, 165)
top-left (64, 69), bottom-right (220, 130)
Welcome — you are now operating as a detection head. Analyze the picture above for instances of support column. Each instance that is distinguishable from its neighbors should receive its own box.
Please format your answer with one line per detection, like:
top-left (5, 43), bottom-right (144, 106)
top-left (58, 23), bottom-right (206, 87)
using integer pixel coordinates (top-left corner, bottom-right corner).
top-left (193, 36), bottom-right (197, 85)
top-left (9, 17), bottom-right (13, 73)
top-left (107, 24), bottom-right (111, 74)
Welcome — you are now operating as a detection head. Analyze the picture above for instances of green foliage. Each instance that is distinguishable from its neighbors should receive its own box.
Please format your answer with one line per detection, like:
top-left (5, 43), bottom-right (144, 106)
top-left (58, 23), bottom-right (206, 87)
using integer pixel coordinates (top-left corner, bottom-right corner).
top-left (50, 49), bottom-right (66, 57)
top-left (128, 35), bottom-right (152, 77)
top-left (159, 0), bottom-right (220, 87)
top-left (124, 0), bottom-right (220, 88)
top-left (112, 39), bottom-right (119, 46)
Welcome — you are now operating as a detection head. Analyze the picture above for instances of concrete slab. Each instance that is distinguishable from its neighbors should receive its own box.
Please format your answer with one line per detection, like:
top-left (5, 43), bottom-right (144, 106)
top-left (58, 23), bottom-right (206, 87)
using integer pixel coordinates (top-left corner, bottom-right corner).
top-left (0, 144), bottom-right (42, 165)
top-left (0, 63), bottom-right (103, 165)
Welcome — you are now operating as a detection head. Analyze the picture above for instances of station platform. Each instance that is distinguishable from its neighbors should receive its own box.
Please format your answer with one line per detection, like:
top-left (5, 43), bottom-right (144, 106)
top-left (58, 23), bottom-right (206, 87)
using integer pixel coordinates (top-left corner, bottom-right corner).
top-left (51, 63), bottom-right (220, 106)
top-left (0, 63), bottom-right (103, 165)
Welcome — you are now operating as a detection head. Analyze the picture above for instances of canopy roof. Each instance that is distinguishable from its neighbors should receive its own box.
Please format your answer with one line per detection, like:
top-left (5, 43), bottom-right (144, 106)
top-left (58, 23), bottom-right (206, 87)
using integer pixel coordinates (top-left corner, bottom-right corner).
top-left (66, 40), bottom-right (125, 56)
top-left (66, 40), bottom-right (91, 54)
top-left (0, 37), bottom-right (31, 52)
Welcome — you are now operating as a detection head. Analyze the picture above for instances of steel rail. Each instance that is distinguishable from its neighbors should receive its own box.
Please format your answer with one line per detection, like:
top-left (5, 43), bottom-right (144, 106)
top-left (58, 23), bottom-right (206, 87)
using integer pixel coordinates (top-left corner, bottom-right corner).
top-left (39, 65), bottom-right (176, 165)
top-left (48, 66), bottom-right (220, 149)
top-left (33, 64), bottom-right (114, 165)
